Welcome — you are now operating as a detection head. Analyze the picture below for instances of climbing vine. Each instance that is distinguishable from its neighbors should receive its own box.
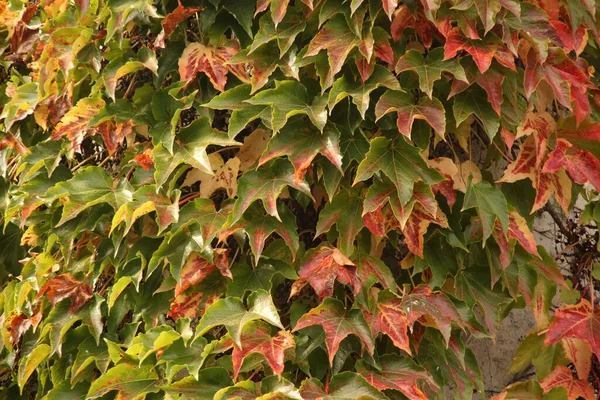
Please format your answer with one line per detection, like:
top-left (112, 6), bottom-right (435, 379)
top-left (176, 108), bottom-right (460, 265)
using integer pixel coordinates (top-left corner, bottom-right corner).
top-left (0, 0), bottom-right (600, 398)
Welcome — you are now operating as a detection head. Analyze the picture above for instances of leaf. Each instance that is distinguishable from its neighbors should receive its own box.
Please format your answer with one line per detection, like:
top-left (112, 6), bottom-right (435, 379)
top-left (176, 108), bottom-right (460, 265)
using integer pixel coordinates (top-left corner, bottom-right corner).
top-left (160, 368), bottom-right (233, 399)
top-left (50, 97), bottom-right (105, 152)
top-left (228, 159), bottom-right (313, 225)
top-left (443, 29), bottom-right (505, 73)
top-left (154, 2), bottom-right (204, 48)
top-left (176, 250), bottom-right (231, 296)
top-left (561, 338), bottom-right (592, 381)
top-left (292, 298), bottom-right (374, 365)
top-left (539, 366), bottom-right (595, 400)
top-left (45, 381), bottom-right (89, 400)
top-left (246, 80), bottom-right (328, 133)
top-left (356, 355), bottom-right (436, 400)
top-left (45, 166), bottom-right (133, 226)
top-left (222, 0), bottom-right (255, 37)
top-left (251, 12), bottom-right (306, 56)
top-left (328, 65), bottom-right (401, 118)
top-left (168, 271), bottom-right (228, 320)
top-left (227, 259), bottom-right (298, 297)
top-left (453, 87), bottom-right (500, 139)
top-left (454, 267), bottom-right (512, 336)
top-left (293, 246), bottom-right (360, 300)
top-left (179, 41), bottom-right (249, 91)
top-left (507, 210), bottom-right (539, 257)
top-left (315, 189), bottom-right (364, 256)
top-left (543, 138), bottom-right (600, 192)
top-left (232, 321), bottom-right (294, 378)
top-left (305, 15), bottom-right (360, 89)
top-left (462, 179), bottom-right (508, 243)
top-left (111, 185), bottom-right (179, 236)
top-left (367, 290), bottom-right (411, 354)
top-left (196, 290), bottom-right (283, 346)
top-left (375, 90), bottom-right (446, 139)
top-left (18, 343), bottom-right (51, 394)
top-left (220, 203), bottom-right (298, 264)
top-left (153, 117), bottom-right (240, 187)
top-left (37, 273), bottom-right (93, 313)
top-left (86, 363), bottom-right (159, 399)
top-left (354, 136), bottom-right (443, 205)
top-left (545, 299), bottom-right (600, 360)
top-left (300, 372), bottom-right (388, 399)
top-left (259, 121), bottom-right (343, 183)
top-left (402, 286), bottom-right (463, 345)
top-left (0, 82), bottom-right (39, 131)
top-left (395, 48), bottom-right (468, 99)
top-left (203, 84), bottom-right (269, 138)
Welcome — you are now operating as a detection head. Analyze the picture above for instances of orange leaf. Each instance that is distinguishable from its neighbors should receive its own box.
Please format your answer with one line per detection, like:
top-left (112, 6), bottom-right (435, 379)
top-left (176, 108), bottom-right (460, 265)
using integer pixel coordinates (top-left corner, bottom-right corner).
top-left (539, 366), bottom-right (595, 400)
top-left (37, 273), bottom-right (93, 312)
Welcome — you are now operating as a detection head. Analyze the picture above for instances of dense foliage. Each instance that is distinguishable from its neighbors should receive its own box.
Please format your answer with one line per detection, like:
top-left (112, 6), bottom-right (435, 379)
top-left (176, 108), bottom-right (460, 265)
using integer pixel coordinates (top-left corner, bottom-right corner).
top-left (1, 0), bottom-right (600, 398)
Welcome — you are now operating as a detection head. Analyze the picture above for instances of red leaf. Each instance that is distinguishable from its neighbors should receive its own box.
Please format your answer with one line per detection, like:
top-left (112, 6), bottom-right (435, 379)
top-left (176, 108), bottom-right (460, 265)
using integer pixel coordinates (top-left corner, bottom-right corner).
top-left (444, 29), bottom-right (500, 73)
top-left (539, 366), bottom-right (595, 400)
top-left (175, 250), bottom-right (230, 297)
top-left (545, 299), bottom-right (600, 361)
top-left (402, 204), bottom-right (448, 258)
top-left (561, 338), bottom-right (592, 381)
top-left (133, 149), bottom-right (154, 171)
top-left (0, 132), bottom-right (29, 155)
top-left (37, 273), bottom-right (93, 312)
top-left (543, 138), bottom-right (600, 192)
top-left (391, 5), bottom-right (439, 47)
top-left (96, 119), bottom-right (134, 155)
top-left (294, 246), bottom-right (361, 300)
top-left (402, 286), bottom-right (463, 344)
top-left (51, 97), bottom-right (105, 153)
top-left (293, 298), bottom-right (374, 365)
top-left (427, 158), bottom-right (458, 208)
top-left (524, 47), bottom-right (591, 110)
top-left (306, 16), bottom-right (359, 89)
top-left (356, 355), bottom-right (436, 400)
top-left (232, 322), bottom-right (294, 379)
top-left (154, 2), bottom-right (204, 48)
top-left (382, 0), bottom-right (400, 20)
top-left (366, 292), bottom-right (411, 354)
top-left (375, 90), bottom-right (446, 139)
top-left (507, 211), bottom-right (539, 257)
top-left (178, 41), bottom-right (249, 91)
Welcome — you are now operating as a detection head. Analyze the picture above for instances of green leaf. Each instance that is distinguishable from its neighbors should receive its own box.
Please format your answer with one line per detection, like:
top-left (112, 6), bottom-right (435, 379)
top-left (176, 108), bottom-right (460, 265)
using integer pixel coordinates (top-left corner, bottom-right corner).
top-left (153, 117), bottom-right (240, 187)
top-left (86, 363), bottom-right (159, 399)
top-left (45, 166), bottom-right (134, 226)
top-left (462, 179), bottom-right (509, 242)
top-left (227, 259), bottom-right (298, 297)
top-left (160, 367), bottom-right (233, 399)
top-left (453, 87), bottom-right (500, 139)
top-left (45, 381), bottom-right (89, 400)
top-left (222, 203), bottom-right (299, 264)
top-left (375, 89), bottom-right (446, 138)
top-left (354, 136), bottom-right (443, 205)
top-left (315, 189), bottom-right (364, 256)
top-left (228, 159), bottom-right (313, 225)
top-left (260, 120), bottom-right (343, 183)
top-left (18, 343), bottom-right (51, 393)
top-left (293, 298), bottom-right (374, 365)
top-left (395, 48), bottom-right (468, 99)
top-left (203, 84), bottom-right (268, 138)
top-left (299, 372), bottom-right (388, 399)
top-left (251, 12), bottom-right (306, 56)
top-left (328, 66), bottom-right (400, 118)
top-left (196, 290), bottom-right (283, 346)
top-left (246, 80), bottom-right (328, 133)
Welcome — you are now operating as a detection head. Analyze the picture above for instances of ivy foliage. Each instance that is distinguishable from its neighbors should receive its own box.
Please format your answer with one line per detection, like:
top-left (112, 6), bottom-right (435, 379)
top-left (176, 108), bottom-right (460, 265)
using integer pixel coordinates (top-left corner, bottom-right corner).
top-left (1, 0), bottom-right (600, 398)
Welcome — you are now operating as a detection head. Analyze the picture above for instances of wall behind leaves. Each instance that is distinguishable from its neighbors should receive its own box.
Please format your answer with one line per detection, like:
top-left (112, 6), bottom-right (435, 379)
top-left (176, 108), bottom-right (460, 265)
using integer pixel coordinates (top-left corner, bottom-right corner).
top-left (0, 0), bottom-right (599, 398)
